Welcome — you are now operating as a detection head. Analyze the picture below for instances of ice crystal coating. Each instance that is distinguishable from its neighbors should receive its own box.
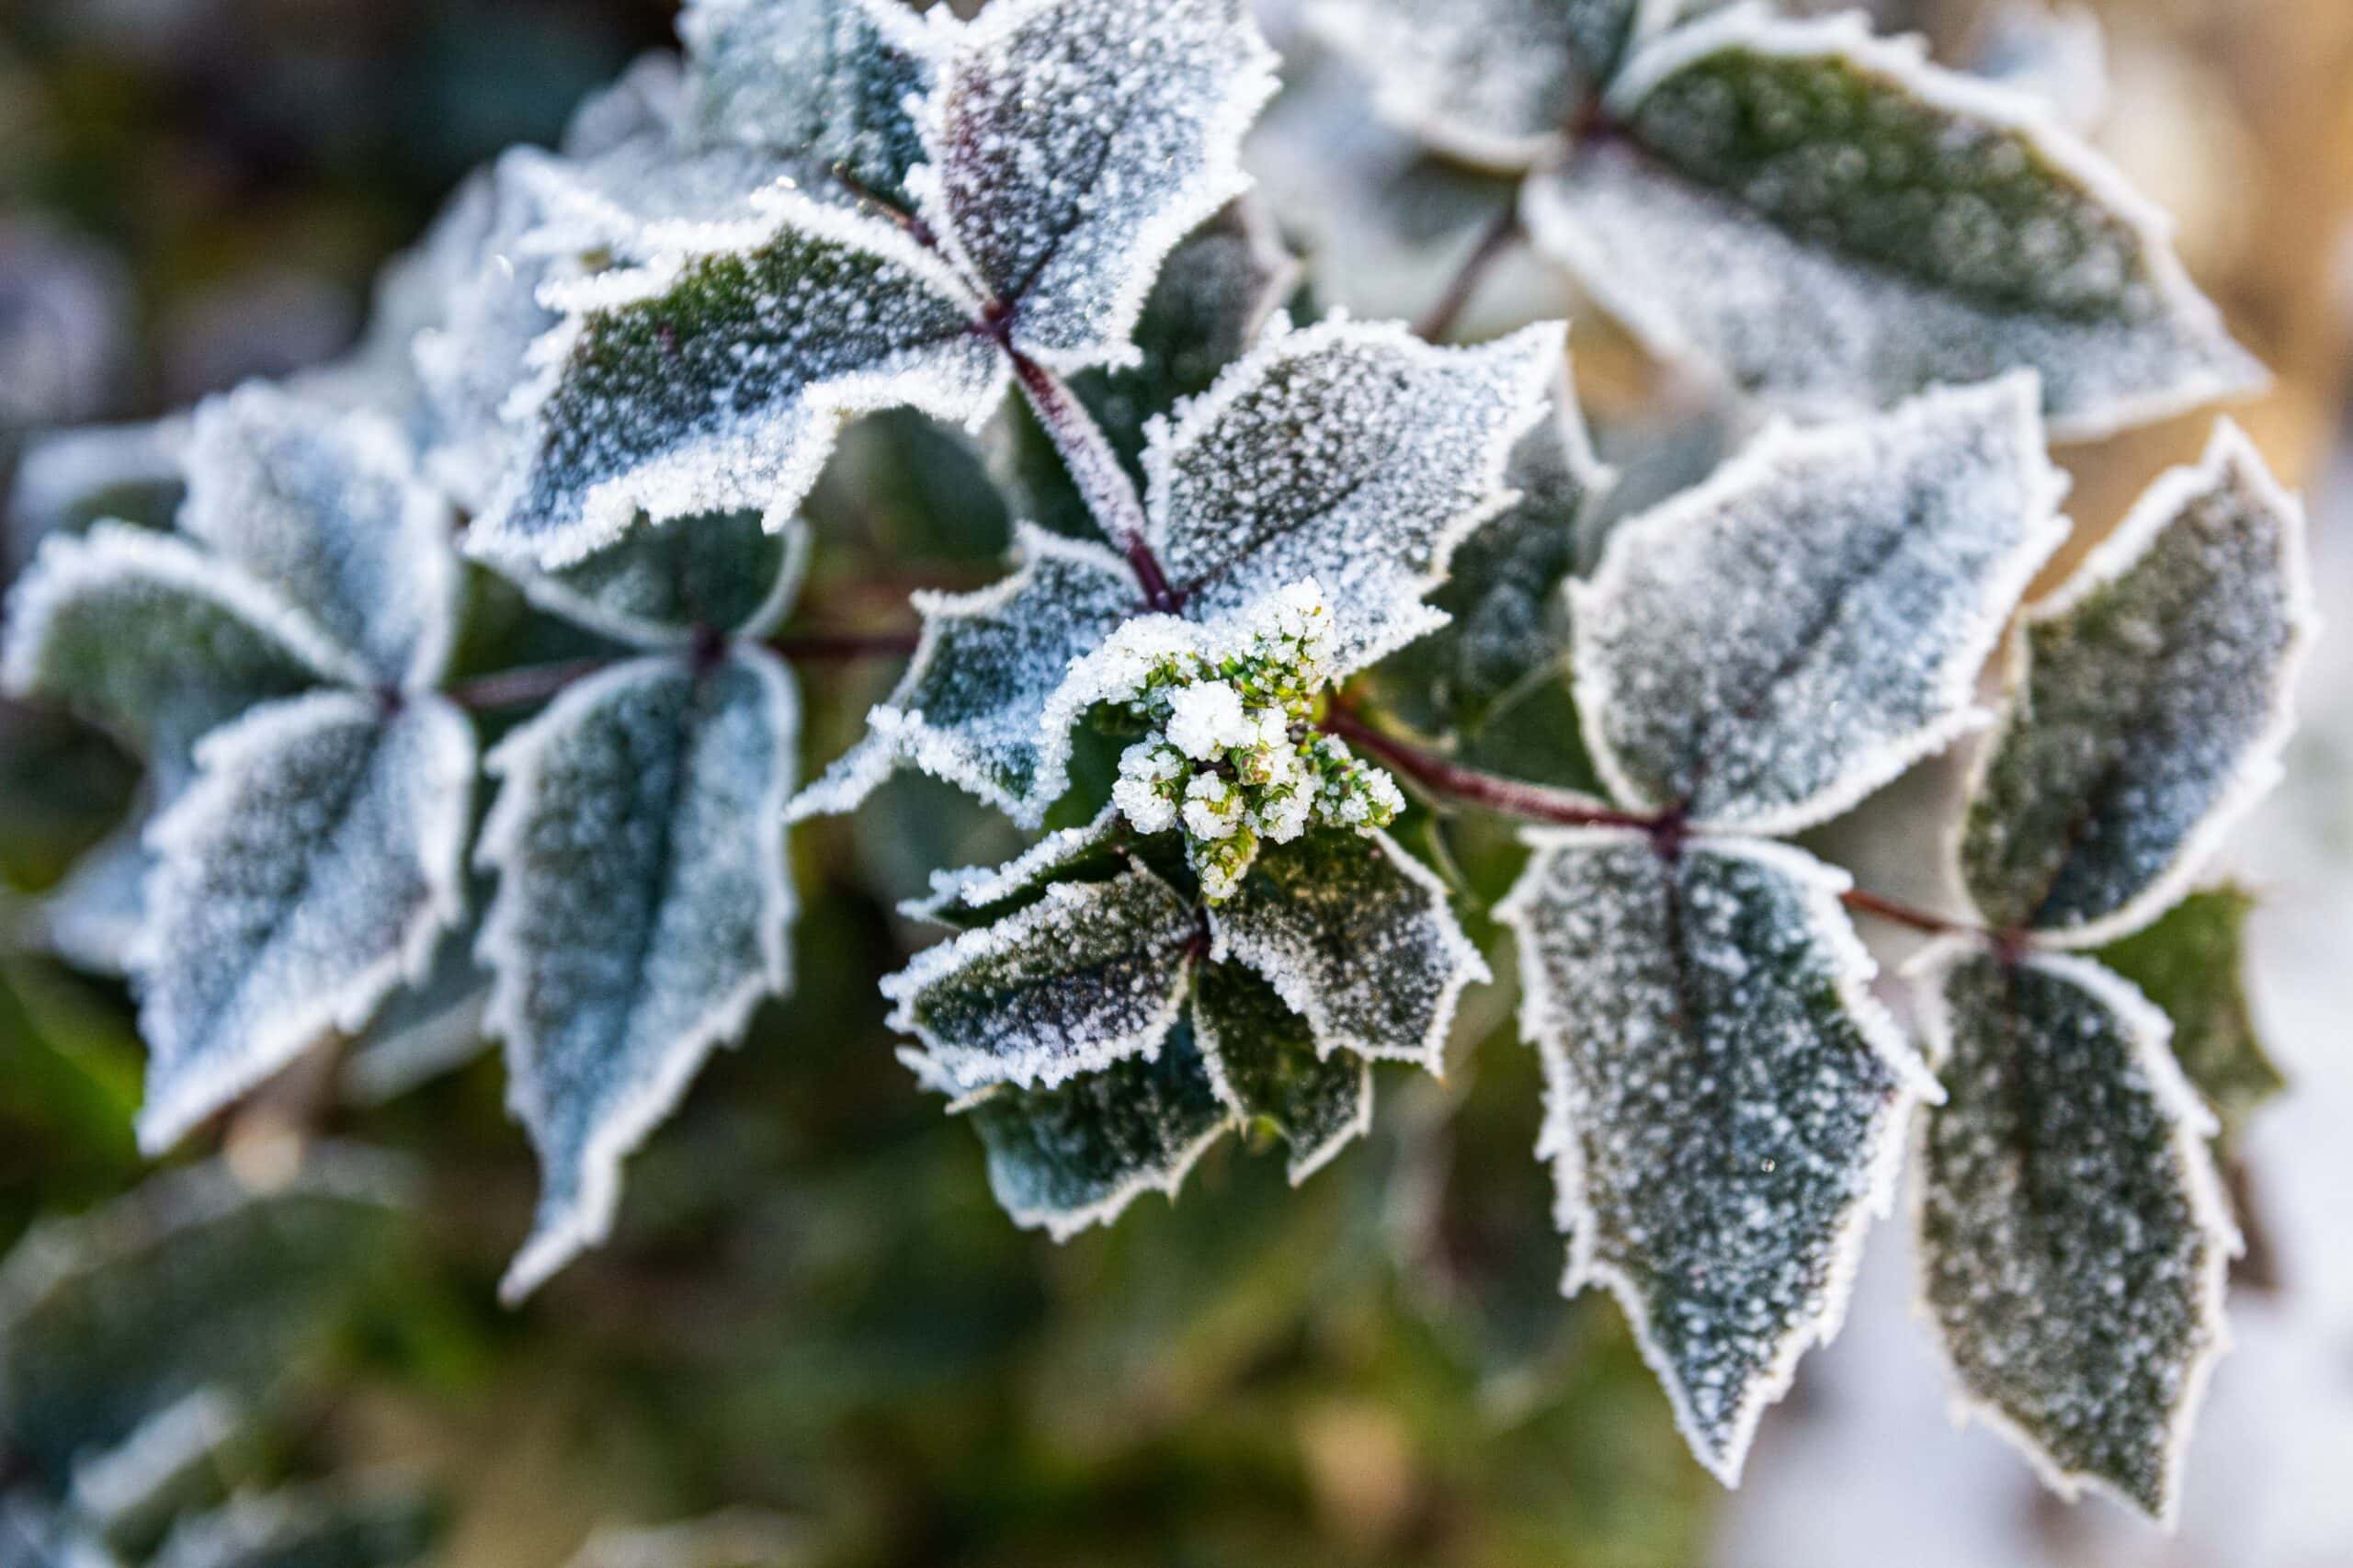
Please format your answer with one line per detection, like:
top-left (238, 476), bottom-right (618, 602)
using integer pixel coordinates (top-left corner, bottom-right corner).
top-left (132, 692), bottom-right (476, 1153)
top-left (1209, 829), bottom-right (1487, 1072)
top-left (1573, 377), bottom-right (2066, 835)
top-left (519, 511), bottom-right (809, 649)
top-left (1192, 957), bottom-right (1371, 1182)
top-left (903, 803), bottom-right (1127, 927)
top-left (1497, 831), bottom-right (1936, 1483)
top-left (478, 650), bottom-right (799, 1302)
top-left (147, 1486), bottom-right (438, 1568)
top-left (1960, 423), bottom-right (2314, 944)
top-left (1145, 318), bottom-right (1563, 671)
top-left (1518, 9), bottom-right (2264, 436)
top-left (32, 809), bottom-right (153, 976)
top-left (915, 0), bottom-right (1279, 368)
top-left (1913, 945), bottom-right (2236, 1525)
top-left (1306, 0), bottom-right (1654, 169)
top-left (178, 384), bottom-right (460, 689)
top-left (2095, 887), bottom-right (2284, 1139)
top-left (885, 867), bottom-right (1198, 1095)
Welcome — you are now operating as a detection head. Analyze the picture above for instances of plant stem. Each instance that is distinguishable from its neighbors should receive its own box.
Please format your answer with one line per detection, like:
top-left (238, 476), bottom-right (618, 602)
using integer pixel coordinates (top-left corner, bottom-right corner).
top-left (1837, 885), bottom-right (1976, 939)
top-left (1006, 349), bottom-right (1179, 612)
top-left (444, 630), bottom-right (918, 713)
top-left (1415, 204), bottom-right (1522, 344)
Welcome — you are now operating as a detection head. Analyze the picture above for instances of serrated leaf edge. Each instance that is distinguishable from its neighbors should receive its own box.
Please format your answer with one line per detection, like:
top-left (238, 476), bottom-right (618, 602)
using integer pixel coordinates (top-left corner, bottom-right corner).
top-left (1190, 987), bottom-right (1374, 1185)
top-left (508, 517), bottom-right (812, 652)
top-left (898, 801), bottom-right (1124, 924)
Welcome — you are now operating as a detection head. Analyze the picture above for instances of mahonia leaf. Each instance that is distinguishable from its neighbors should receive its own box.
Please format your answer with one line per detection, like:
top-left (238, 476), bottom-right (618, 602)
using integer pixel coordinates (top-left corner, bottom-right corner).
top-left (1497, 831), bottom-right (1936, 1483)
top-left (148, 1488), bottom-right (438, 1568)
top-left (471, 192), bottom-right (1006, 568)
top-left (1518, 8), bottom-right (2264, 436)
top-left (178, 384), bottom-right (460, 689)
top-left (1960, 423), bottom-right (2314, 944)
top-left (1192, 958), bottom-right (1371, 1182)
top-left (33, 808), bottom-right (153, 975)
top-left (0, 1150), bottom-right (408, 1489)
top-left (1306, 0), bottom-right (1656, 169)
top-left (901, 802), bottom-right (1127, 927)
top-left (478, 649), bottom-right (798, 1301)
top-left (2, 524), bottom-right (348, 795)
top-left (792, 526), bottom-right (1140, 827)
top-left (517, 512), bottom-right (808, 649)
top-left (963, 1018), bottom-right (1231, 1240)
top-left (6, 417), bottom-right (187, 543)
top-left (133, 692), bottom-right (475, 1153)
top-left (1209, 829), bottom-right (1487, 1073)
top-left (2095, 887), bottom-right (2285, 1139)
top-left (1573, 377), bottom-right (2066, 835)
top-left (884, 866), bottom-right (1198, 1096)
top-left (1914, 944), bottom-right (2236, 1524)
top-left (913, 0), bottom-right (1279, 369)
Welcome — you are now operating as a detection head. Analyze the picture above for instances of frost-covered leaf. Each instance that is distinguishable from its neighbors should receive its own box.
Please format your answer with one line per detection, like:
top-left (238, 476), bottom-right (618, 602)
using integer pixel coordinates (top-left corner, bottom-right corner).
top-left (2, 524), bottom-right (348, 794)
top-left (1210, 829), bottom-right (1486, 1073)
top-left (5, 418), bottom-right (186, 555)
top-left (563, 51), bottom-right (686, 160)
top-left (134, 692), bottom-right (475, 1153)
top-left (2096, 887), bottom-right (2284, 1140)
top-left (1192, 958), bottom-right (1370, 1182)
top-left (1518, 9), bottom-right (2264, 436)
top-left (339, 909), bottom-right (493, 1106)
top-left (1915, 945), bottom-right (2236, 1524)
top-left (677, 0), bottom-right (933, 206)
top-left (1497, 831), bottom-right (1934, 1483)
top-left (1306, 0), bottom-right (1654, 169)
top-left (34, 807), bottom-right (153, 976)
top-left (1960, 423), bottom-right (2313, 944)
top-left (885, 866), bottom-right (1196, 1095)
top-left (519, 512), bottom-right (807, 649)
top-left (1147, 318), bottom-right (1561, 670)
top-left (0, 1150), bottom-right (408, 1488)
top-left (148, 1488), bottom-right (438, 1568)
top-left (964, 1017), bottom-right (1230, 1240)
top-left (915, 0), bottom-right (1278, 369)
top-left (792, 525), bottom-right (1140, 827)
top-left (478, 649), bottom-right (797, 1301)
top-left (901, 803), bottom-right (1126, 927)
top-left (179, 384), bottom-right (460, 689)
top-left (1573, 377), bottom-right (2066, 835)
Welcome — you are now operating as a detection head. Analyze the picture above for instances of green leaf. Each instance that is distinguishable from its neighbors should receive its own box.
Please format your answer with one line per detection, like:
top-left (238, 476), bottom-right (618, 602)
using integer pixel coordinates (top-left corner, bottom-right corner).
top-left (900, 803), bottom-right (1128, 929)
top-left (518, 513), bottom-right (807, 650)
top-left (1961, 423), bottom-right (2314, 943)
top-left (1914, 945), bottom-right (2236, 1525)
top-left (1192, 958), bottom-right (1370, 1182)
top-left (2095, 886), bottom-right (2286, 1140)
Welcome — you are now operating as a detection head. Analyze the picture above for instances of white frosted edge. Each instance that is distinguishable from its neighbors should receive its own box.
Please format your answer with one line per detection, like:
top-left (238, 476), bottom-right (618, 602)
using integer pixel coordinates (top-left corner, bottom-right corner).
top-left (879, 867), bottom-right (1194, 1094)
top-left (511, 516), bottom-right (812, 653)
top-left (1966, 419), bottom-right (2319, 945)
top-left (899, 802), bottom-right (1124, 924)
top-left (959, 1077), bottom-right (1233, 1244)
top-left (132, 693), bottom-right (475, 1153)
top-left (1572, 374), bottom-right (2069, 835)
top-left (1905, 940), bottom-right (2239, 1528)
top-left (1299, 0), bottom-right (1568, 175)
top-left (1191, 989), bottom-right (1374, 1186)
top-left (478, 649), bottom-right (799, 1303)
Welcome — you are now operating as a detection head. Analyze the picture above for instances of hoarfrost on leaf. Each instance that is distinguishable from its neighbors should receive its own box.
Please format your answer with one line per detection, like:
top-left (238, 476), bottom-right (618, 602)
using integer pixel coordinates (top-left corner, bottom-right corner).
top-left (1913, 944), bottom-right (2236, 1526)
top-left (1959, 422), bottom-right (2313, 944)
top-left (518, 511), bottom-right (808, 649)
top-left (902, 802), bottom-right (1127, 927)
top-left (1572, 376), bottom-right (2066, 834)
top-left (1518, 8), bottom-right (2264, 436)
top-left (1496, 830), bottom-right (1936, 1483)
top-left (1192, 958), bottom-right (1371, 1182)
top-left (132, 691), bottom-right (475, 1153)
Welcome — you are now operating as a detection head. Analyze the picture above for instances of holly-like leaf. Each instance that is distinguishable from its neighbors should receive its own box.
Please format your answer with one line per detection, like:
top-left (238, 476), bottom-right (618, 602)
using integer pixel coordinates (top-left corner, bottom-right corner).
top-left (1306, 0), bottom-right (1655, 169)
top-left (0, 1150), bottom-right (408, 1489)
top-left (914, 0), bottom-right (1278, 369)
top-left (1147, 319), bottom-right (1562, 671)
top-left (2, 525), bottom-right (347, 796)
top-left (518, 512), bottom-right (808, 650)
top-left (901, 802), bottom-right (1127, 927)
top-left (1573, 376), bottom-right (2066, 835)
top-left (1518, 9), bottom-right (2264, 436)
top-left (884, 866), bottom-right (1198, 1096)
top-left (1497, 830), bottom-right (1935, 1483)
top-left (792, 526), bottom-right (1141, 827)
top-left (178, 384), bottom-right (460, 690)
top-left (1192, 958), bottom-right (1371, 1182)
top-left (133, 692), bottom-right (475, 1153)
top-left (148, 1487), bottom-right (439, 1568)
top-left (1209, 829), bottom-right (1487, 1074)
top-left (477, 649), bottom-right (798, 1301)
top-left (471, 192), bottom-right (1007, 569)
top-left (1914, 944), bottom-right (2236, 1525)
top-left (1960, 423), bottom-right (2313, 944)
top-left (2096, 887), bottom-right (2285, 1139)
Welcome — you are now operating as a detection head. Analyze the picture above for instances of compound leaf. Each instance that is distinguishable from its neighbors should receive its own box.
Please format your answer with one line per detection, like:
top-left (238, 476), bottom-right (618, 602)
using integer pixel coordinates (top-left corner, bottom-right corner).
top-left (1209, 829), bottom-right (1487, 1073)
top-left (1192, 958), bottom-right (1371, 1182)
top-left (1519, 9), bottom-right (2263, 436)
top-left (2095, 886), bottom-right (2284, 1140)
top-left (1497, 831), bottom-right (1935, 1483)
top-left (1915, 945), bottom-right (2236, 1525)
top-left (519, 512), bottom-right (808, 650)
top-left (1574, 377), bottom-right (2065, 835)
top-left (1960, 423), bottom-right (2313, 943)
top-left (133, 692), bottom-right (475, 1153)
top-left (477, 649), bottom-right (798, 1301)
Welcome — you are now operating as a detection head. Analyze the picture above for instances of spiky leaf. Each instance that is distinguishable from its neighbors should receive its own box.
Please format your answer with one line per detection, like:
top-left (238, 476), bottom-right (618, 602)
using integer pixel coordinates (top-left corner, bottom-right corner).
top-left (2096, 887), bottom-right (2285, 1139)
top-left (902, 803), bottom-right (1128, 928)
top-left (1192, 958), bottom-right (1370, 1182)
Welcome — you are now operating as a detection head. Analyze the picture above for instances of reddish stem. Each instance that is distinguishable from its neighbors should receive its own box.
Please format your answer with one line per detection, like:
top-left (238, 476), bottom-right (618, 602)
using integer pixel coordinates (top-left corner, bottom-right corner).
top-left (1006, 349), bottom-right (1178, 612)
top-left (1837, 885), bottom-right (1975, 939)
top-left (1320, 702), bottom-right (1654, 832)
top-left (1415, 204), bottom-right (1522, 344)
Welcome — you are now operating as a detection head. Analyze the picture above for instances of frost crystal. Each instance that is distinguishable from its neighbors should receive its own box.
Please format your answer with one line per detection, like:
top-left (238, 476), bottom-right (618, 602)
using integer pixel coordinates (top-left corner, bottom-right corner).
top-left (478, 650), bottom-right (800, 1302)
top-left (1913, 945), bottom-right (2236, 1525)
top-left (1960, 423), bottom-right (2314, 944)
top-left (518, 510), bottom-right (808, 650)
top-left (1192, 958), bottom-right (1372, 1182)
top-left (1497, 831), bottom-right (1935, 1483)
top-left (1573, 376), bottom-right (2066, 835)
top-left (902, 804), bottom-right (1127, 928)
top-left (1518, 9), bottom-right (2263, 436)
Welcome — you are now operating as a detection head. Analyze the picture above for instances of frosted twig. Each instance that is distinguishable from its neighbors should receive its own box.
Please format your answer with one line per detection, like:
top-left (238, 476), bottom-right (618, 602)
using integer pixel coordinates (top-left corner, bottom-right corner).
top-left (1006, 349), bottom-right (1177, 611)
